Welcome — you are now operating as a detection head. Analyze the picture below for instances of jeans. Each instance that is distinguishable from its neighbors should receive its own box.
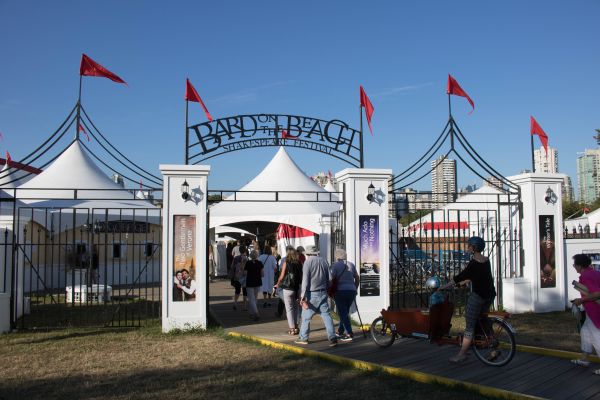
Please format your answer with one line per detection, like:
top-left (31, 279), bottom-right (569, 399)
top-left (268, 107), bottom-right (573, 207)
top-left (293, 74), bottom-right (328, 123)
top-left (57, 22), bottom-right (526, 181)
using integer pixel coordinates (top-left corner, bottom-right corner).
top-left (334, 290), bottom-right (356, 335)
top-left (298, 290), bottom-right (336, 341)
top-left (282, 288), bottom-right (300, 329)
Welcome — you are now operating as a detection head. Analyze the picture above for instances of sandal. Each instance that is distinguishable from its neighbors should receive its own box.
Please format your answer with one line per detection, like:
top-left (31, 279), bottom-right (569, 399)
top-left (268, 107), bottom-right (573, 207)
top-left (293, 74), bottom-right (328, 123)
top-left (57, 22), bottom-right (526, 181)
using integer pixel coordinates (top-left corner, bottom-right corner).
top-left (571, 359), bottom-right (590, 367)
top-left (287, 329), bottom-right (295, 335)
top-left (449, 354), bottom-right (468, 364)
top-left (293, 328), bottom-right (299, 335)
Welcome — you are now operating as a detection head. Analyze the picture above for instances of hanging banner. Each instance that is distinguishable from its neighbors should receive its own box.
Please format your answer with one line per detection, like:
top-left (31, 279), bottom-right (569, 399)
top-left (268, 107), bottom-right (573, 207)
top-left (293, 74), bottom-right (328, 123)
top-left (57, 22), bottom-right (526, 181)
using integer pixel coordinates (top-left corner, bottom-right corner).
top-left (173, 215), bottom-right (197, 301)
top-left (539, 215), bottom-right (556, 288)
top-left (359, 215), bottom-right (380, 296)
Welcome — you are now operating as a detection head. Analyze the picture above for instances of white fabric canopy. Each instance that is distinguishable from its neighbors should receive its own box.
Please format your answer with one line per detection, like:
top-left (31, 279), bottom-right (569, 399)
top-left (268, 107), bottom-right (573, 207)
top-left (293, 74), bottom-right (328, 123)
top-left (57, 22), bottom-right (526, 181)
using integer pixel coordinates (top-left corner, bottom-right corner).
top-left (209, 147), bottom-right (341, 233)
top-left (12, 141), bottom-right (157, 229)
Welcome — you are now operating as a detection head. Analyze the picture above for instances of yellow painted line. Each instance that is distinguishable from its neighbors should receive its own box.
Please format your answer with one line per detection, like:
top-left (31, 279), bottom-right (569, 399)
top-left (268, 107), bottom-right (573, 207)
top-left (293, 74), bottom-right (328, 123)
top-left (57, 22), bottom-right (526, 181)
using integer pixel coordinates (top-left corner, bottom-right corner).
top-left (516, 344), bottom-right (600, 363)
top-left (227, 331), bottom-right (544, 400)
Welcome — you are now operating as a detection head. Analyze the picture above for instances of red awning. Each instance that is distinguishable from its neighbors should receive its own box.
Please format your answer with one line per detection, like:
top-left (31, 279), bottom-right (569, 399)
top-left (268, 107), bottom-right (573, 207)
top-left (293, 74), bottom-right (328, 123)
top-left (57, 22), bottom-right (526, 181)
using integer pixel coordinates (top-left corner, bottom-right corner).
top-left (276, 224), bottom-right (315, 239)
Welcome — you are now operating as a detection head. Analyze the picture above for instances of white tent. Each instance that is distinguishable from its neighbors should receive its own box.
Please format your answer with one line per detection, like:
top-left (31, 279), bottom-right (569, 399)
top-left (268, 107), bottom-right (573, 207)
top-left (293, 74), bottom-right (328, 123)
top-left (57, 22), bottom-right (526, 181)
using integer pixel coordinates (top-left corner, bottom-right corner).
top-left (209, 147), bottom-right (341, 233)
top-left (14, 141), bottom-right (158, 229)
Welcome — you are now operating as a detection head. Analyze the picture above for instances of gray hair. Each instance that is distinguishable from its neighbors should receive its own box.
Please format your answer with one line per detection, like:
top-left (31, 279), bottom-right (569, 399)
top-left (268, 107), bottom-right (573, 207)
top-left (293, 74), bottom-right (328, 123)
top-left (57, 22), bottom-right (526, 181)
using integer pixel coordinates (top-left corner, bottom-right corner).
top-left (334, 248), bottom-right (347, 260)
top-left (249, 250), bottom-right (259, 260)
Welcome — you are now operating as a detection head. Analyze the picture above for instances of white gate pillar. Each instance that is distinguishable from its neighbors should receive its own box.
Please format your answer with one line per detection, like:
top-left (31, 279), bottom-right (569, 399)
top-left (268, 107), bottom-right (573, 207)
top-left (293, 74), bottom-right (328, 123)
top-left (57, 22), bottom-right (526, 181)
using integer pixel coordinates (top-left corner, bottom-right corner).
top-left (160, 164), bottom-right (210, 332)
top-left (505, 173), bottom-right (566, 313)
top-left (336, 168), bottom-right (393, 323)
top-left (0, 216), bottom-right (14, 332)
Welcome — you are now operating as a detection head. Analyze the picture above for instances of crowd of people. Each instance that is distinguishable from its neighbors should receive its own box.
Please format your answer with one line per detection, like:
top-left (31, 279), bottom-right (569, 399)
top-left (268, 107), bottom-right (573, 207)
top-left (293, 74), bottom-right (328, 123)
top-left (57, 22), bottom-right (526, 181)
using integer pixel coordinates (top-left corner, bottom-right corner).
top-left (224, 238), bottom-right (358, 346)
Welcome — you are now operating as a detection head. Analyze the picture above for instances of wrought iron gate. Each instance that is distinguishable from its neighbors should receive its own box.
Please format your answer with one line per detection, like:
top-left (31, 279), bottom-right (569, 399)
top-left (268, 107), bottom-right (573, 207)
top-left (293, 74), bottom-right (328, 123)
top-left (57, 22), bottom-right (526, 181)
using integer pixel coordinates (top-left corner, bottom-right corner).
top-left (388, 115), bottom-right (523, 310)
top-left (12, 205), bottom-right (162, 329)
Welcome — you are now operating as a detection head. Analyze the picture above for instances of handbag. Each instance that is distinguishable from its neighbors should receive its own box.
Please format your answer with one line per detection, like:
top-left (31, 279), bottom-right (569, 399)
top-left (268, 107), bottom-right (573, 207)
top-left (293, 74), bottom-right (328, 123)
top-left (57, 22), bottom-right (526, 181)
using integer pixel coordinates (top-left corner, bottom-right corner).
top-left (328, 262), bottom-right (350, 298)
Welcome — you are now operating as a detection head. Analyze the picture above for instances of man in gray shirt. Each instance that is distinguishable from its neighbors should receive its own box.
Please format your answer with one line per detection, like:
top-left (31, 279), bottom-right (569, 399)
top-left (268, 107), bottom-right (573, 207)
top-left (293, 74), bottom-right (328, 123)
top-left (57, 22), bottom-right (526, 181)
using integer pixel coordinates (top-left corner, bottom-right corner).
top-left (295, 245), bottom-right (337, 346)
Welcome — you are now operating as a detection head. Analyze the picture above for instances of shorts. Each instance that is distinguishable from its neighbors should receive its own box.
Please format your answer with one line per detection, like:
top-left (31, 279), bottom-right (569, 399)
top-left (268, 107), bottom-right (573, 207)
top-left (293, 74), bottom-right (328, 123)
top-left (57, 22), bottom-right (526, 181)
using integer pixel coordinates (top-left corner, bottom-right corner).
top-left (230, 279), bottom-right (241, 295)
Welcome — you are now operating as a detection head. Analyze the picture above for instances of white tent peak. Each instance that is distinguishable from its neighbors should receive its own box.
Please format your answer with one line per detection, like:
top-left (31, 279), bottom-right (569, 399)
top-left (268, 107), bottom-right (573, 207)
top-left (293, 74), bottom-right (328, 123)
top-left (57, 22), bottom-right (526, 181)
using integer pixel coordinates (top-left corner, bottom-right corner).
top-left (19, 140), bottom-right (125, 193)
top-left (239, 146), bottom-right (326, 193)
top-left (209, 146), bottom-right (341, 232)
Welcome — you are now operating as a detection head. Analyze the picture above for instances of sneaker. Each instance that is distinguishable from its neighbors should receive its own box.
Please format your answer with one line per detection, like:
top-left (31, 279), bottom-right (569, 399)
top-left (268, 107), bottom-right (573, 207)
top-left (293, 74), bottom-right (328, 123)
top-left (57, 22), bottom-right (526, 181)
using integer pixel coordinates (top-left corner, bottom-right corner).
top-left (329, 339), bottom-right (338, 347)
top-left (335, 331), bottom-right (344, 339)
top-left (340, 334), bottom-right (353, 342)
top-left (571, 359), bottom-right (590, 367)
top-left (294, 339), bottom-right (309, 345)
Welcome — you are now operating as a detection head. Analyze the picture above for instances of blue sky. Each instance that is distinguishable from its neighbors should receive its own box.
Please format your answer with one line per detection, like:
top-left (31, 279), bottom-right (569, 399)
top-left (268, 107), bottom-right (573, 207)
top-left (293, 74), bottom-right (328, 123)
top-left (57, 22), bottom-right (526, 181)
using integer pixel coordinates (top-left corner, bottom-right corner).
top-left (1, 1), bottom-right (598, 193)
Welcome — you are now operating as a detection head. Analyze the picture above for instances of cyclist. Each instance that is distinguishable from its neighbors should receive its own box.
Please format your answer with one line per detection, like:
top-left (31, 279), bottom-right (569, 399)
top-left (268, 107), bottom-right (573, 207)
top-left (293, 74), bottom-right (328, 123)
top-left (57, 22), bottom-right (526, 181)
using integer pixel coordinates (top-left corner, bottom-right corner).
top-left (444, 236), bottom-right (496, 363)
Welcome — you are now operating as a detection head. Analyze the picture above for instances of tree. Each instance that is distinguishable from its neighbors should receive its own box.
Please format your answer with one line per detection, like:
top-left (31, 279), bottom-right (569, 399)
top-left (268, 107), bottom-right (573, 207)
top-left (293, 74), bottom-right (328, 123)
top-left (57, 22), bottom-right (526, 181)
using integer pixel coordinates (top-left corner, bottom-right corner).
top-left (562, 199), bottom-right (583, 220)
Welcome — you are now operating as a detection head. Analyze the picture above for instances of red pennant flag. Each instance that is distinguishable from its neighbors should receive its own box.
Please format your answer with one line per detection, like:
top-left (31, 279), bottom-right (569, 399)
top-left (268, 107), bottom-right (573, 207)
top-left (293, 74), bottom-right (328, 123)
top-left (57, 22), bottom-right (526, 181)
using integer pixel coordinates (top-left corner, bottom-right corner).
top-left (328, 170), bottom-right (332, 179)
top-left (447, 74), bottom-right (475, 114)
top-left (80, 54), bottom-right (127, 85)
top-left (359, 86), bottom-right (375, 135)
top-left (5, 151), bottom-right (11, 167)
top-left (530, 116), bottom-right (549, 154)
top-left (281, 129), bottom-right (298, 140)
top-left (78, 123), bottom-right (90, 142)
top-left (185, 79), bottom-right (213, 121)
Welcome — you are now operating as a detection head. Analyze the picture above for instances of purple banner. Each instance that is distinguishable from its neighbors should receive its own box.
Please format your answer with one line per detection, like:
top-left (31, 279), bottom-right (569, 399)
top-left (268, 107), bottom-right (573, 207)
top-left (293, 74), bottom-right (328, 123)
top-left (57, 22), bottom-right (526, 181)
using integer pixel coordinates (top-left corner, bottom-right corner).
top-left (359, 215), bottom-right (380, 296)
top-left (173, 215), bottom-right (197, 301)
top-left (539, 215), bottom-right (556, 288)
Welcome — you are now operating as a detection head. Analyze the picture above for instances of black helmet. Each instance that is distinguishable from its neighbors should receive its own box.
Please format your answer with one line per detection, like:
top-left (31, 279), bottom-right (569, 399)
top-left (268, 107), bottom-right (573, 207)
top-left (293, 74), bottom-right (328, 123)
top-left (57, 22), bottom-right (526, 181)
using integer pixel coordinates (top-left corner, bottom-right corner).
top-left (467, 236), bottom-right (485, 252)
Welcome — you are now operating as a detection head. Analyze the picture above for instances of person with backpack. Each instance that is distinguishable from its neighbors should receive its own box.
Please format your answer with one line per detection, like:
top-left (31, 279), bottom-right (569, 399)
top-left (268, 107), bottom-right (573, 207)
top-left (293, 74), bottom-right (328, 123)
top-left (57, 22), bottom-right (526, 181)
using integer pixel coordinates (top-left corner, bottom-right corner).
top-left (229, 245), bottom-right (248, 310)
top-left (274, 248), bottom-right (303, 335)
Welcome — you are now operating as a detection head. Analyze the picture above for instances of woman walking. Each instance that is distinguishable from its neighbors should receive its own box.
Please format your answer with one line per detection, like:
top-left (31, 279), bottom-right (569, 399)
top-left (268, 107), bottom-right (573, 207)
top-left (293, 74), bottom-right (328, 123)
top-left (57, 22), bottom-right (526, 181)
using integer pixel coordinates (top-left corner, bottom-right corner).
top-left (570, 253), bottom-right (600, 374)
top-left (259, 246), bottom-right (278, 307)
top-left (244, 250), bottom-right (264, 321)
top-left (274, 248), bottom-right (303, 334)
top-left (230, 245), bottom-right (247, 310)
top-left (330, 249), bottom-right (359, 341)
top-left (444, 236), bottom-right (496, 363)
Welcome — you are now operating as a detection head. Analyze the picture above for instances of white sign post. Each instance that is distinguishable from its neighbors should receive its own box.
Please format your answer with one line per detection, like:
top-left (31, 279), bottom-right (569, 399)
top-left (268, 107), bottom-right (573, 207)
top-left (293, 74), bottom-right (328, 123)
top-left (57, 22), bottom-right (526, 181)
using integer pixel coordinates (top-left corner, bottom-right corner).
top-left (336, 168), bottom-right (392, 323)
top-left (160, 164), bottom-right (210, 332)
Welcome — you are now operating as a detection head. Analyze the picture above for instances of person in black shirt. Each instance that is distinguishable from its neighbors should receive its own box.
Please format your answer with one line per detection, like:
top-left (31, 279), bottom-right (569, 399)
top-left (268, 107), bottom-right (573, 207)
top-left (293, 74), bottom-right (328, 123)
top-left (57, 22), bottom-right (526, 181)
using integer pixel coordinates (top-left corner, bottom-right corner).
top-left (244, 250), bottom-right (264, 321)
top-left (446, 236), bottom-right (496, 363)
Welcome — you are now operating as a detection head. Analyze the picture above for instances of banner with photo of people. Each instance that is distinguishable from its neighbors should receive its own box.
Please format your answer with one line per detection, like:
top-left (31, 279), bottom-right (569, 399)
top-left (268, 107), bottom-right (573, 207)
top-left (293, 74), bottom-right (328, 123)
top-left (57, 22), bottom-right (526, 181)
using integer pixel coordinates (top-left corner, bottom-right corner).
top-left (359, 215), bottom-right (380, 296)
top-left (539, 215), bottom-right (556, 288)
top-left (173, 215), bottom-right (197, 301)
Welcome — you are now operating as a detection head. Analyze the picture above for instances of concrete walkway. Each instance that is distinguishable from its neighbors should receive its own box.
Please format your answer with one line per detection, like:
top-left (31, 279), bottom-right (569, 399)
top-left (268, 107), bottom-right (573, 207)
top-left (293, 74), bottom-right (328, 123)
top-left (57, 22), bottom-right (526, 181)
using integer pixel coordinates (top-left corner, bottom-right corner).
top-left (209, 279), bottom-right (600, 400)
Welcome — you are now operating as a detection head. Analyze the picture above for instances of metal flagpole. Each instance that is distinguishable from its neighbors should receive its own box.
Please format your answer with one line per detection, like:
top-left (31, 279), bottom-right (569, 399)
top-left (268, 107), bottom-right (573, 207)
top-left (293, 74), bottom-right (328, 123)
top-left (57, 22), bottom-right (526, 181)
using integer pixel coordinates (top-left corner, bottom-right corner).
top-left (530, 135), bottom-right (535, 172)
top-left (76, 75), bottom-right (83, 141)
top-left (185, 100), bottom-right (189, 165)
top-left (359, 104), bottom-right (364, 168)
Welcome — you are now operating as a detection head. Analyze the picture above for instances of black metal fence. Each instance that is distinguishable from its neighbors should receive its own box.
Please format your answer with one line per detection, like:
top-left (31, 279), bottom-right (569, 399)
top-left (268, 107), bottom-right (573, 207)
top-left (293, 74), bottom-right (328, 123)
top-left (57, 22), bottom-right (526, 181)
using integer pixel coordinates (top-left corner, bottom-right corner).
top-left (389, 191), bottom-right (522, 310)
top-left (2, 188), bottom-right (163, 330)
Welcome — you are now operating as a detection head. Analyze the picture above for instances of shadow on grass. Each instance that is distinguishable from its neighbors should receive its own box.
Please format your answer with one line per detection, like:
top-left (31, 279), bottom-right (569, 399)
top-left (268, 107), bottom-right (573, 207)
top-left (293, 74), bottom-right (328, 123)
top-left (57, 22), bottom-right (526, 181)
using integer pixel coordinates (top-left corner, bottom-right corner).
top-left (0, 354), bottom-right (493, 400)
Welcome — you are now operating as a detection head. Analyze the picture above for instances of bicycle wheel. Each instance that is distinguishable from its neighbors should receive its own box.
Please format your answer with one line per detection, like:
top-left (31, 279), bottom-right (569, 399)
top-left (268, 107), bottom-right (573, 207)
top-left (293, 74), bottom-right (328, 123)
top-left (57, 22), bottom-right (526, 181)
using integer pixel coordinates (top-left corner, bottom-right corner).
top-left (472, 317), bottom-right (516, 367)
top-left (370, 316), bottom-right (396, 348)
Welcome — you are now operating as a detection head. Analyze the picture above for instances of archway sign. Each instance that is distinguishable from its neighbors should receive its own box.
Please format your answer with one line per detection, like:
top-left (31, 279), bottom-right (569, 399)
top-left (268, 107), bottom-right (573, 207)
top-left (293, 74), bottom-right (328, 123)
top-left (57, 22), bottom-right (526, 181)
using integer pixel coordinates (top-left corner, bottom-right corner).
top-left (186, 114), bottom-right (364, 167)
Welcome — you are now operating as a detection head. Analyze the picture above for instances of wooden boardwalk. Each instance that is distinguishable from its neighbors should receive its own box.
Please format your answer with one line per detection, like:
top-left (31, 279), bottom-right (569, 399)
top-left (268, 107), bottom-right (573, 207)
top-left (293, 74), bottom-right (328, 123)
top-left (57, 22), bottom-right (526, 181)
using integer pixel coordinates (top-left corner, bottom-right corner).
top-left (209, 280), bottom-right (600, 400)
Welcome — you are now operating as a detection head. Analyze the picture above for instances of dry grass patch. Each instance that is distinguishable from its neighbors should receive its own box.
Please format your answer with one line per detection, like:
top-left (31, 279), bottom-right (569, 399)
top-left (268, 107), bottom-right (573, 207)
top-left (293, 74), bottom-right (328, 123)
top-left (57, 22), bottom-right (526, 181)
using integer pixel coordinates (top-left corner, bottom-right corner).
top-left (448, 311), bottom-right (580, 352)
top-left (0, 327), bottom-right (494, 400)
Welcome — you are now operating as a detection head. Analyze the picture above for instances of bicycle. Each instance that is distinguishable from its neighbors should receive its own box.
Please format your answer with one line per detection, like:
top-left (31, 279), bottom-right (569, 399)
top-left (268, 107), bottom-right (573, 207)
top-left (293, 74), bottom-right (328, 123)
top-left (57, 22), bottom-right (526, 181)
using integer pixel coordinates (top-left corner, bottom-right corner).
top-left (370, 294), bottom-right (516, 367)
